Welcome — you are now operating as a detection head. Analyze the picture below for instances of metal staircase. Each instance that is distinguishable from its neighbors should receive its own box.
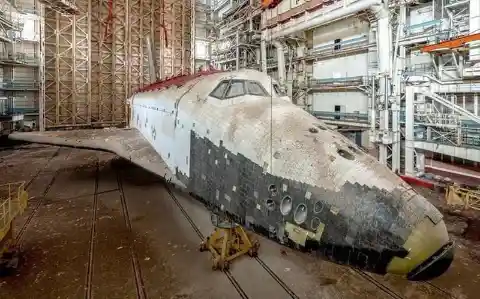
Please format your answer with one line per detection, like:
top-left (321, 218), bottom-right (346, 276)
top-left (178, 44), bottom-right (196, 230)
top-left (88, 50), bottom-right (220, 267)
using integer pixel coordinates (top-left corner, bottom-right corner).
top-left (421, 90), bottom-right (480, 125)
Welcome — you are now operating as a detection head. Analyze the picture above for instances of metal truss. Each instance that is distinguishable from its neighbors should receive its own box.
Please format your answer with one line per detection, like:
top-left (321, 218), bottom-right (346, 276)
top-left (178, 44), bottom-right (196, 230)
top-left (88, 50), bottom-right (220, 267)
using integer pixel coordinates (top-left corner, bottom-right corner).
top-left (211, 0), bottom-right (261, 70)
top-left (39, 0), bottom-right (79, 14)
top-left (43, 0), bottom-right (193, 130)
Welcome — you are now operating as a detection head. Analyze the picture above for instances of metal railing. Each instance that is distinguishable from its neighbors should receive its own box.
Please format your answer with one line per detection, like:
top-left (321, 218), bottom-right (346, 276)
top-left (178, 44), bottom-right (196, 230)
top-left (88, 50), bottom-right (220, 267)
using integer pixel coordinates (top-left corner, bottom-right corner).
top-left (296, 76), bottom-right (372, 90)
top-left (0, 80), bottom-right (39, 91)
top-left (404, 63), bottom-right (436, 77)
top-left (309, 35), bottom-right (369, 55)
top-left (0, 53), bottom-right (39, 65)
top-left (414, 126), bottom-right (480, 148)
top-left (0, 181), bottom-right (28, 242)
top-left (311, 111), bottom-right (369, 123)
top-left (0, 96), bottom-right (38, 115)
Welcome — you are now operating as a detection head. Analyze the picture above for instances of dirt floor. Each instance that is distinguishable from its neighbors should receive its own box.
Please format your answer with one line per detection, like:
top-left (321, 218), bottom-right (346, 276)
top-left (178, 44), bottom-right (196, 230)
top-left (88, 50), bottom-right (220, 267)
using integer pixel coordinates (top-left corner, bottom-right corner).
top-left (0, 145), bottom-right (479, 299)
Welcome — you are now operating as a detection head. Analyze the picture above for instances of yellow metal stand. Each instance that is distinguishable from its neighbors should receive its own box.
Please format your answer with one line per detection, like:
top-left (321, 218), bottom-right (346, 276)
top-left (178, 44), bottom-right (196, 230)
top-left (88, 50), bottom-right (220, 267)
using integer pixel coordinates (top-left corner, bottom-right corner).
top-left (1, 181), bottom-right (28, 276)
top-left (199, 225), bottom-right (259, 270)
top-left (445, 184), bottom-right (480, 210)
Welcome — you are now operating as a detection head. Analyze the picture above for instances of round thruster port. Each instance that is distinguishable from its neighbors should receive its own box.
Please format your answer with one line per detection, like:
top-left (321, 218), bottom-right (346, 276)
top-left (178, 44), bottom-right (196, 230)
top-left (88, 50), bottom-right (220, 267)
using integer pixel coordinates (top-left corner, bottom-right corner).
top-left (311, 217), bottom-right (321, 231)
top-left (280, 196), bottom-right (293, 216)
top-left (294, 204), bottom-right (308, 225)
top-left (265, 198), bottom-right (275, 211)
top-left (268, 184), bottom-right (278, 197)
top-left (314, 200), bottom-right (324, 214)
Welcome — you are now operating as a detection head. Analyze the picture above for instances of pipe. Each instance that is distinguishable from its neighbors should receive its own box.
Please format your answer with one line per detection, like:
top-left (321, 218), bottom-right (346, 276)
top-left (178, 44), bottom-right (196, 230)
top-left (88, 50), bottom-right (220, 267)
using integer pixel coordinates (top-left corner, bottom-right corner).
top-left (445, 0), bottom-right (469, 9)
top-left (408, 74), bottom-right (461, 85)
top-left (267, 0), bottom-right (383, 40)
top-left (470, 0), bottom-right (480, 63)
top-left (273, 40), bottom-right (286, 85)
top-left (261, 39), bottom-right (267, 73)
top-left (236, 31), bottom-right (240, 70)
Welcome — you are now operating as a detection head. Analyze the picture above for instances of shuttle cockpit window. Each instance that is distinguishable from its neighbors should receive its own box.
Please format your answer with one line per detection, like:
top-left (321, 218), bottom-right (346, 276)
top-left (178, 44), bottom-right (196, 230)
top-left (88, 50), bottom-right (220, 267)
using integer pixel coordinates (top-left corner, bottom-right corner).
top-left (210, 81), bottom-right (229, 99)
top-left (273, 83), bottom-right (286, 97)
top-left (209, 79), bottom-right (269, 99)
top-left (225, 80), bottom-right (245, 98)
top-left (246, 81), bottom-right (268, 96)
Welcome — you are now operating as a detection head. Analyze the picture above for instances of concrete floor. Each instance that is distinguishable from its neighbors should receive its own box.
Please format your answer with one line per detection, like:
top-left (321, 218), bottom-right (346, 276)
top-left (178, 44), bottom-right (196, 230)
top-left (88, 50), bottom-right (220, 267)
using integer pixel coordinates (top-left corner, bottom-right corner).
top-left (0, 145), bottom-right (479, 299)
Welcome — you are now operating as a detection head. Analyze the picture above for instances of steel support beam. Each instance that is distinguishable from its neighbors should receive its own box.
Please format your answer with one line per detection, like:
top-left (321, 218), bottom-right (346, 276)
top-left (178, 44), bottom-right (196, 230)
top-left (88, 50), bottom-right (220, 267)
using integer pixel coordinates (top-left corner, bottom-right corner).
top-left (42, 0), bottom-right (193, 129)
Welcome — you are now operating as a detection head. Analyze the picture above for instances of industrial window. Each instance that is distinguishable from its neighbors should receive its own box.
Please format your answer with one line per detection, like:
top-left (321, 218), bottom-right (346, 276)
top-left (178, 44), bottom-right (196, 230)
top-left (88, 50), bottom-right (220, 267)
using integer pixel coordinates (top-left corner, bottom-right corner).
top-left (246, 81), bottom-right (268, 96)
top-left (334, 38), bottom-right (341, 50)
top-left (225, 80), bottom-right (245, 98)
top-left (334, 105), bottom-right (341, 120)
top-left (210, 80), bottom-right (229, 99)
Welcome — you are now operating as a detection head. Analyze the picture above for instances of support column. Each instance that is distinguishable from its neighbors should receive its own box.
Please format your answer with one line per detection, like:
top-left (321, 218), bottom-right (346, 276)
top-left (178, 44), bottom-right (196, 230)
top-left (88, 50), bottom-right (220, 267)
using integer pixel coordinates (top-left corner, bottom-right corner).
top-left (145, 36), bottom-right (157, 82)
top-left (369, 76), bottom-right (376, 143)
top-left (261, 39), bottom-right (267, 73)
top-left (416, 151), bottom-right (425, 173)
top-left (474, 94), bottom-right (479, 116)
top-left (470, 0), bottom-right (480, 64)
top-left (376, 6), bottom-right (391, 166)
top-left (38, 1), bottom-right (45, 131)
top-left (273, 40), bottom-right (286, 85)
top-left (235, 31), bottom-right (240, 70)
top-left (405, 86), bottom-right (415, 176)
top-left (391, 4), bottom-right (406, 173)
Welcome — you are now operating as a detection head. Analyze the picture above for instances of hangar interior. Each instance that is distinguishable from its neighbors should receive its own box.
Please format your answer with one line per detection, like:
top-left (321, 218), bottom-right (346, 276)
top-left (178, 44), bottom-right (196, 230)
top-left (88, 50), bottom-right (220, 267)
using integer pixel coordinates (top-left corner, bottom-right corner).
top-left (1, 0), bottom-right (479, 183)
top-left (200, 0), bottom-right (480, 184)
top-left (1, 0), bottom-right (480, 298)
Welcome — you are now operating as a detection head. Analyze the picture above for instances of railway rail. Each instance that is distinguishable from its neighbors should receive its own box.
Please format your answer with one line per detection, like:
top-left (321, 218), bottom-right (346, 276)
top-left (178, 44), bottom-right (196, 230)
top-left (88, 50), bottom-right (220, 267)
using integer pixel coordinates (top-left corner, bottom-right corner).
top-left (0, 149), bottom-right (467, 299)
top-left (14, 147), bottom-right (66, 245)
top-left (164, 183), bottom-right (300, 299)
top-left (84, 160), bottom-right (99, 299)
top-left (116, 170), bottom-right (149, 299)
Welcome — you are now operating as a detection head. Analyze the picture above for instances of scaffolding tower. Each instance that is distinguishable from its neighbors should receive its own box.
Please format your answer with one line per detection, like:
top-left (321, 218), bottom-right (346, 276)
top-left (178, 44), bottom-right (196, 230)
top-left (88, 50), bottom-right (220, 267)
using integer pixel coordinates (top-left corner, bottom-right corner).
top-left (210, 0), bottom-right (262, 71)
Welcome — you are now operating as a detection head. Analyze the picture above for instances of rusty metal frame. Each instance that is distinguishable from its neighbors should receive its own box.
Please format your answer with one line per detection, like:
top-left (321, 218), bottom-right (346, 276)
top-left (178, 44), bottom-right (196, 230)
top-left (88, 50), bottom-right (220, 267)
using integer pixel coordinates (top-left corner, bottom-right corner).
top-left (42, 0), bottom-right (193, 130)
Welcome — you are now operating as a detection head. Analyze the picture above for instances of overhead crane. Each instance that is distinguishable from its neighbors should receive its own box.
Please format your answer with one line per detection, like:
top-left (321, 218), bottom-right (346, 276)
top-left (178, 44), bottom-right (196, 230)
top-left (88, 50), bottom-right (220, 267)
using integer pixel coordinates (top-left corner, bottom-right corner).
top-left (261, 0), bottom-right (283, 9)
top-left (421, 33), bottom-right (480, 53)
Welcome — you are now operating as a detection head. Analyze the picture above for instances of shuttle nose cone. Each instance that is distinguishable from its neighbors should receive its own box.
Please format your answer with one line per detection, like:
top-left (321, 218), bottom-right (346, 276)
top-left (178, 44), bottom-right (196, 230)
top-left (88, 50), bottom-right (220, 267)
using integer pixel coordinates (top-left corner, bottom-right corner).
top-left (406, 241), bottom-right (454, 281)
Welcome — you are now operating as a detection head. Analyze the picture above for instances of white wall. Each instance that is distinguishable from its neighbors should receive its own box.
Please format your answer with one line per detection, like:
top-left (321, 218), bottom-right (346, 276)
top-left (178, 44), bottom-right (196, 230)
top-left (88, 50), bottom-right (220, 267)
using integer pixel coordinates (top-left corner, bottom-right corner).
top-left (312, 92), bottom-right (368, 114)
top-left (263, 0), bottom-right (306, 21)
top-left (313, 53), bottom-right (368, 79)
top-left (312, 18), bottom-right (369, 46)
top-left (409, 5), bottom-right (434, 27)
top-left (195, 40), bottom-right (209, 59)
top-left (407, 4), bottom-right (435, 35)
top-left (409, 50), bottom-right (431, 66)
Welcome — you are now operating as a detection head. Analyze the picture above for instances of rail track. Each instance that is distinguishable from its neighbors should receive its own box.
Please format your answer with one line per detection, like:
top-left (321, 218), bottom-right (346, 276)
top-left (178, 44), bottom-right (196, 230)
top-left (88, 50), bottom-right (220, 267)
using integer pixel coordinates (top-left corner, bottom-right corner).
top-left (84, 160), bottom-right (100, 299)
top-left (425, 281), bottom-right (458, 299)
top-left (84, 161), bottom-right (149, 299)
top-left (14, 147), bottom-right (67, 246)
top-left (0, 145), bottom-right (50, 153)
top-left (352, 266), bottom-right (458, 299)
top-left (164, 183), bottom-right (300, 299)
top-left (163, 180), bottom-right (455, 299)
top-left (352, 269), bottom-right (404, 299)
top-left (2, 149), bottom-right (464, 299)
top-left (116, 169), bottom-right (148, 299)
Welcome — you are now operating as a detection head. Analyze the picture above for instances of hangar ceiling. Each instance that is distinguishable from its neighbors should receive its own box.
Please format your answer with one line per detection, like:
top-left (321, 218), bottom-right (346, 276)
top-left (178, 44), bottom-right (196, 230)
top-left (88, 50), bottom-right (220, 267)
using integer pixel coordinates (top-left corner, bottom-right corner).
top-left (41, 0), bottom-right (193, 129)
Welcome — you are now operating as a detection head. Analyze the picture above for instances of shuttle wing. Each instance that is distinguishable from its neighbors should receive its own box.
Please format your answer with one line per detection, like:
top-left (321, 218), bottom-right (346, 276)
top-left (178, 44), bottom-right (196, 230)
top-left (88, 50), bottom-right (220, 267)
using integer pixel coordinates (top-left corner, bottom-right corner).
top-left (9, 128), bottom-right (176, 182)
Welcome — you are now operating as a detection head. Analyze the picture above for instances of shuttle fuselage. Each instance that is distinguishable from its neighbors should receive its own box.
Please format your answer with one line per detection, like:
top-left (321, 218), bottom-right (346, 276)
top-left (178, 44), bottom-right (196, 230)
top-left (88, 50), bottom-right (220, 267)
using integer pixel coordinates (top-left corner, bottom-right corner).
top-left (129, 69), bottom-right (453, 281)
